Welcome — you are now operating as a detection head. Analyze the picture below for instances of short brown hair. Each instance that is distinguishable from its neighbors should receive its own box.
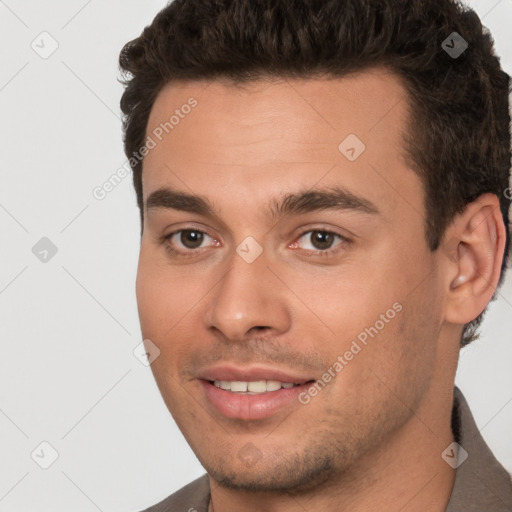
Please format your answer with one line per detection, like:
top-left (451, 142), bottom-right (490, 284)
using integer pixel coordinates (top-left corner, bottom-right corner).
top-left (119, 0), bottom-right (511, 346)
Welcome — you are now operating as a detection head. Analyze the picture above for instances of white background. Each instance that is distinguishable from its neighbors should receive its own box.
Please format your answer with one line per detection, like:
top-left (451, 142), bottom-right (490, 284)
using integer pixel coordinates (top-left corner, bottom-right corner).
top-left (0, 1), bottom-right (511, 510)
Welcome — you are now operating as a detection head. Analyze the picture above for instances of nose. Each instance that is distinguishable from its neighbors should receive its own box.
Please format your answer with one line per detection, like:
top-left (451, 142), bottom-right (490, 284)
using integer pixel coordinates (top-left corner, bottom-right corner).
top-left (202, 244), bottom-right (292, 341)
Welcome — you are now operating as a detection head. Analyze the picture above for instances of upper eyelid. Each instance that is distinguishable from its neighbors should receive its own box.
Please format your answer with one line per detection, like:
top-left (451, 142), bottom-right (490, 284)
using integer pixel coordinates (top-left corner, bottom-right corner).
top-left (296, 229), bottom-right (347, 241)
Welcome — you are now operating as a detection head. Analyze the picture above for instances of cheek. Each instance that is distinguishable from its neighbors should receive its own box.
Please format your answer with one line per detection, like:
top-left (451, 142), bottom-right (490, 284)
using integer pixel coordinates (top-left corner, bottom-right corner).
top-left (285, 263), bottom-right (395, 340)
top-left (136, 250), bottom-right (197, 334)
top-left (135, 254), bottom-right (198, 414)
top-left (135, 250), bottom-right (217, 379)
top-left (135, 254), bottom-right (166, 335)
top-left (283, 250), bottom-right (432, 384)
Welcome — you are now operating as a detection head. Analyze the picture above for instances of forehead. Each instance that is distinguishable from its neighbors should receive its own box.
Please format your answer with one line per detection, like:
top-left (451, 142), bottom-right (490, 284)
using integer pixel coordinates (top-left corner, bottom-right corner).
top-left (145, 67), bottom-right (410, 149)
top-left (142, 68), bottom-right (422, 224)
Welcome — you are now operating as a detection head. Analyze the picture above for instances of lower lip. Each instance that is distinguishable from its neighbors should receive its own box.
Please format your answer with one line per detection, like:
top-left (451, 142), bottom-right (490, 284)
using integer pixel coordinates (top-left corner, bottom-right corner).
top-left (199, 380), bottom-right (313, 420)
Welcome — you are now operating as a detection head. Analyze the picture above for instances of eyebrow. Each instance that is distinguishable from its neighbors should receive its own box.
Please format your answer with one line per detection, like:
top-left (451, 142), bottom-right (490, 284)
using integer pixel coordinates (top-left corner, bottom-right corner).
top-left (146, 185), bottom-right (379, 221)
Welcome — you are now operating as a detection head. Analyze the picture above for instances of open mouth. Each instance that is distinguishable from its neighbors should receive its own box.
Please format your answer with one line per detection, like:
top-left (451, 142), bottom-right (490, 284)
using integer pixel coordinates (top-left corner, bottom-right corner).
top-left (200, 378), bottom-right (318, 420)
top-left (206, 379), bottom-right (316, 395)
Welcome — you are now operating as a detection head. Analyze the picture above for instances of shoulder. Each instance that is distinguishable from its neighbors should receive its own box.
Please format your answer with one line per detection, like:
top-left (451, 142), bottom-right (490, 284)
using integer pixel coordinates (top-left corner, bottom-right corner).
top-left (447, 387), bottom-right (512, 511)
top-left (139, 474), bottom-right (210, 512)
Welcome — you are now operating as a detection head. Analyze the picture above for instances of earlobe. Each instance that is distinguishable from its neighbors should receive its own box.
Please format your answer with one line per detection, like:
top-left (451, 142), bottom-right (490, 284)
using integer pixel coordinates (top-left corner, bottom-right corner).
top-left (443, 194), bottom-right (506, 325)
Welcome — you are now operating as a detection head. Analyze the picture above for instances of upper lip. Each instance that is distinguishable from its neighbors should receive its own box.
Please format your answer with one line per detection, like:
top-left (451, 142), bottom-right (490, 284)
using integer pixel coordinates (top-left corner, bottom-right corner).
top-left (197, 365), bottom-right (315, 384)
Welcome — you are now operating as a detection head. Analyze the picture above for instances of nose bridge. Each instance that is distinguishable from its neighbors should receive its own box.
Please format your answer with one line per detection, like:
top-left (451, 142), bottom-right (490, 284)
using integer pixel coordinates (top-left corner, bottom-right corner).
top-left (203, 241), bottom-right (290, 339)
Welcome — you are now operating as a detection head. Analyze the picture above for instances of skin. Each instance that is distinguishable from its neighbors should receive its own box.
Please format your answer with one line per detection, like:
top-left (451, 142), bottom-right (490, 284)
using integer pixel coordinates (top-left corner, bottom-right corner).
top-left (135, 67), bottom-right (505, 512)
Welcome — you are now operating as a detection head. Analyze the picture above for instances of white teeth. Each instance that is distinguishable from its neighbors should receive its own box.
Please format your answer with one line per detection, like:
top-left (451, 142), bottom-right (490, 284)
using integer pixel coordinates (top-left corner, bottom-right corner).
top-left (266, 380), bottom-right (282, 391)
top-left (230, 381), bottom-right (247, 392)
top-left (213, 380), bottom-right (300, 393)
top-left (247, 380), bottom-right (267, 392)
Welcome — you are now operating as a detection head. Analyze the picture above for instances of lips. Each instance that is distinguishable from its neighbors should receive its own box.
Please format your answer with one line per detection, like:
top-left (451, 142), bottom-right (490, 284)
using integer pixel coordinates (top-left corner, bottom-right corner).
top-left (200, 379), bottom-right (314, 420)
top-left (196, 365), bottom-right (317, 420)
top-left (196, 364), bottom-right (315, 384)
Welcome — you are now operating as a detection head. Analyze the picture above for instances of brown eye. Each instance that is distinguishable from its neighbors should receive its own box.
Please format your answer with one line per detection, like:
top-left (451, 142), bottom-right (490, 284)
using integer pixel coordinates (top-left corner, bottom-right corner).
top-left (292, 229), bottom-right (348, 256)
top-left (309, 231), bottom-right (336, 250)
top-left (180, 230), bottom-right (204, 249)
top-left (163, 228), bottom-right (218, 257)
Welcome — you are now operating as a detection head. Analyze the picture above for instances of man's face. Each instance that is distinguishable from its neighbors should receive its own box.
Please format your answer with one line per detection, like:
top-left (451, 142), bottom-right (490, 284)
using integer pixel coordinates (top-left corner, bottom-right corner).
top-left (136, 69), bottom-right (445, 492)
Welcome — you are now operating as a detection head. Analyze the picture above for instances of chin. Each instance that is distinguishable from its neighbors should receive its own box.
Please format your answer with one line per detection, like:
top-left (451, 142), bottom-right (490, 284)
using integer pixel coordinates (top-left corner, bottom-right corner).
top-left (203, 454), bottom-right (337, 495)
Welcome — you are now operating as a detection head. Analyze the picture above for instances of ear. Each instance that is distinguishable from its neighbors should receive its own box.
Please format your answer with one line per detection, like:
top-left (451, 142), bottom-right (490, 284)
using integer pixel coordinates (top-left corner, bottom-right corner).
top-left (442, 193), bottom-right (506, 326)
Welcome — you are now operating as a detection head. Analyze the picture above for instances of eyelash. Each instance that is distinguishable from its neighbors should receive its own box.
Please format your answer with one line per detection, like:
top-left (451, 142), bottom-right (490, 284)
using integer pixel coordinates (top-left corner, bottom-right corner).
top-left (161, 228), bottom-right (350, 259)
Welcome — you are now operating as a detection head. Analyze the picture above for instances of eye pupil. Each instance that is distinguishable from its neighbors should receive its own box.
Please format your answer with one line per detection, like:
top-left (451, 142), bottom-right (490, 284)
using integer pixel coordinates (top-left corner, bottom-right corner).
top-left (311, 231), bottom-right (334, 250)
top-left (181, 230), bottom-right (203, 249)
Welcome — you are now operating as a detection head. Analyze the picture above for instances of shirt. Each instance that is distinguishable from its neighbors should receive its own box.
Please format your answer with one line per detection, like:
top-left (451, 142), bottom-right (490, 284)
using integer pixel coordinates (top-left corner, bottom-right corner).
top-left (140, 386), bottom-right (512, 511)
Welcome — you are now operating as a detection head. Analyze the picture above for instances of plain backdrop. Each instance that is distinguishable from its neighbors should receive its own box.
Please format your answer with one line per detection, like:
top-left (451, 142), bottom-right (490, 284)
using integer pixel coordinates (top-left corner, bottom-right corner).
top-left (0, 1), bottom-right (511, 510)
